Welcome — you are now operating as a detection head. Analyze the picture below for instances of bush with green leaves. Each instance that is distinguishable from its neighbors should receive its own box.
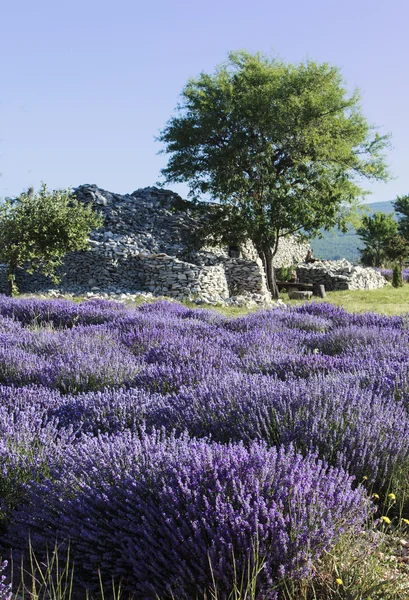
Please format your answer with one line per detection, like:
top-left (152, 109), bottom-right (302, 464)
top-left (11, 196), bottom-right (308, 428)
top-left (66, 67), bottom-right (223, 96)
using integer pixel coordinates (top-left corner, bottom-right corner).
top-left (357, 212), bottom-right (398, 267)
top-left (392, 264), bottom-right (404, 288)
top-left (0, 184), bottom-right (103, 296)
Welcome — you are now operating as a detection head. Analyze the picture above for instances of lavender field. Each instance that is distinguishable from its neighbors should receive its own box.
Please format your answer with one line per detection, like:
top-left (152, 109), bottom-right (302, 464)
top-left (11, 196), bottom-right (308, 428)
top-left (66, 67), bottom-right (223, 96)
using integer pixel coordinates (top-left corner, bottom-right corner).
top-left (1, 296), bottom-right (409, 599)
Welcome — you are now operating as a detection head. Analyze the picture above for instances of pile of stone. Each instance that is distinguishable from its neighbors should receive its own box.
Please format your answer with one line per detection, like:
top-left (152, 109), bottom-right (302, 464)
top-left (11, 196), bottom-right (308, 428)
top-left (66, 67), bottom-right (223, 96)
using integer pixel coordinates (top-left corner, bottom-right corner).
top-left (296, 260), bottom-right (388, 291)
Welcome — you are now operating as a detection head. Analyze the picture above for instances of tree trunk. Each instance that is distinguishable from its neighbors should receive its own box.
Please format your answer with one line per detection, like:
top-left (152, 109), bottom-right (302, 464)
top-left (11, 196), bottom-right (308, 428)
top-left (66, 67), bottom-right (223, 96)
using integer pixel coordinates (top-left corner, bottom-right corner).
top-left (375, 245), bottom-right (381, 268)
top-left (262, 247), bottom-right (279, 300)
top-left (7, 264), bottom-right (16, 297)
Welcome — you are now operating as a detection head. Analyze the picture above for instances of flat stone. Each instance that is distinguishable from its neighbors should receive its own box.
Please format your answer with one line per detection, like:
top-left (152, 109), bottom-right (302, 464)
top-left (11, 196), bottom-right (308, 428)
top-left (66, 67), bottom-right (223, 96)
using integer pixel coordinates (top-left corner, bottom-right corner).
top-left (288, 290), bottom-right (313, 300)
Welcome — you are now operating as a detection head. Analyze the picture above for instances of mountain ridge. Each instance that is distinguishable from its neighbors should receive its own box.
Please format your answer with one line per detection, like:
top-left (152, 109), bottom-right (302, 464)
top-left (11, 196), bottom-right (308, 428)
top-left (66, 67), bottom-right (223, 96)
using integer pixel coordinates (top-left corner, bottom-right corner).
top-left (310, 200), bottom-right (395, 262)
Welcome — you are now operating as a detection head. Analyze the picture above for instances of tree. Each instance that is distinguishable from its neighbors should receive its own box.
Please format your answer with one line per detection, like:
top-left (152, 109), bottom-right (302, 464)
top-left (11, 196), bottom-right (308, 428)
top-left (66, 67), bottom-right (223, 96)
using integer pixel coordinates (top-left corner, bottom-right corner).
top-left (393, 194), bottom-right (409, 240)
top-left (385, 234), bottom-right (409, 268)
top-left (158, 51), bottom-right (390, 297)
top-left (0, 183), bottom-right (103, 295)
top-left (356, 212), bottom-right (398, 267)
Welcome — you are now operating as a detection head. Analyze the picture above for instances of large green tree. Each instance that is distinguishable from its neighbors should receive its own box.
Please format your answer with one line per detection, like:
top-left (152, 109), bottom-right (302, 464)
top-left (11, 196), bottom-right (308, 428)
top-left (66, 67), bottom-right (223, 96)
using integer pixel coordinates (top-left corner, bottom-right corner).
top-left (0, 183), bottom-right (103, 295)
top-left (356, 212), bottom-right (398, 267)
top-left (158, 51), bottom-right (390, 297)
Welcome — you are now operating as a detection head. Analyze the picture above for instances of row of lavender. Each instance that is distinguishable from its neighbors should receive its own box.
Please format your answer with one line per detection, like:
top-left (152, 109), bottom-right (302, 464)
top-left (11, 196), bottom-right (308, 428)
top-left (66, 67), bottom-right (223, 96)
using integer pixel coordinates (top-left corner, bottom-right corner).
top-left (1, 297), bottom-right (409, 598)
top-left (379, 267), bottom-right (409, 282)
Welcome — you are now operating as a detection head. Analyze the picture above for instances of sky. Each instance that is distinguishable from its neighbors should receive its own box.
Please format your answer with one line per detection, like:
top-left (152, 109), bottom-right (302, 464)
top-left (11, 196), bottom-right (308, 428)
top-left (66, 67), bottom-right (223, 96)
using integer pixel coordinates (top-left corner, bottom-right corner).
top-left (1, 0), bottom-right (408, 204)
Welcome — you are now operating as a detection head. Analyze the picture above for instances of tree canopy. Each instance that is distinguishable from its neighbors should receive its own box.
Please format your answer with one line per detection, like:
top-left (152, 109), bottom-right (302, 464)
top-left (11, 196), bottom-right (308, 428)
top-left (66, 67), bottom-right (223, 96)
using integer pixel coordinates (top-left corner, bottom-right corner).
top-left (394, 194), bottom-right (409, 240)
top-left (356, 212), bottom-right (398, 267)
top-left (158, 51), bottom-right (390, 297)
top-left (385, 234), bottom-right (409, 269)
top-left (0, 184), bottom-right (103, 295)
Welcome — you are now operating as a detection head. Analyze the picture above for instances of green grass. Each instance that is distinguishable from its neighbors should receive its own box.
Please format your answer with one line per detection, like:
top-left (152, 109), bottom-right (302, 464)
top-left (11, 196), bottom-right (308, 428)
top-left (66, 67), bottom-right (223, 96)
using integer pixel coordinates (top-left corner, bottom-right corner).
top-left (281, 284), bottom-right (409, 316)
top-left (182, 283), bottom-right (409, 318)
top-left (17, 280), bottom-right (409, 319)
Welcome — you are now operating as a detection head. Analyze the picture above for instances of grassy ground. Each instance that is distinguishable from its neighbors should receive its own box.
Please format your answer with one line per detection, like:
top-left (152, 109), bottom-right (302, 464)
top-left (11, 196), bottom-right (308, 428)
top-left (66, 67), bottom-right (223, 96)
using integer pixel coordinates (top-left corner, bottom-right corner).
top-left (283, 284), bottom-right (409, 316)
top-left (182, 282), bottom-right (409, 318)
top-left (20, 281), bottom-right (409, 317)
top-left (188, 283), bottom-right (409, 318)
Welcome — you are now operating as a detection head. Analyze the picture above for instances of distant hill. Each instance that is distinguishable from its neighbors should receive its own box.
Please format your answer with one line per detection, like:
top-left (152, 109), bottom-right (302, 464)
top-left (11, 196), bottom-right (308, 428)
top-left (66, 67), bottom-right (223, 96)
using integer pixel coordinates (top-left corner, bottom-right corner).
top-left (310, 201), bottom-right (396, 262)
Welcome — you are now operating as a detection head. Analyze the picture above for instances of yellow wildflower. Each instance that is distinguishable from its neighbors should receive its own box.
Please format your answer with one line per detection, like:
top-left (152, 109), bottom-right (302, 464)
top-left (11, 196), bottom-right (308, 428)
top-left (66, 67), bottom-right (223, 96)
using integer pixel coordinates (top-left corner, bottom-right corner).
top-left (402, 518), bottom-right (409, 526)
top-left (381, 516), bottom-right (391, 524)
top-left (336, 578), bottom-right (343, 586)
top-left (388, 493), bottom-right (396, 501)
top-left (372, 493), bottom-right (380, 499)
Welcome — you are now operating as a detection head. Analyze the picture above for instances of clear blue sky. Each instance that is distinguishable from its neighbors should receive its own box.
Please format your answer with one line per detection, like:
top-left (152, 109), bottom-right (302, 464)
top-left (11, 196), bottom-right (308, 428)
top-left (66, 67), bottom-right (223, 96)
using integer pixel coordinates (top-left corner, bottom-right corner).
top-left (1, 0), bottom-right (408, 204)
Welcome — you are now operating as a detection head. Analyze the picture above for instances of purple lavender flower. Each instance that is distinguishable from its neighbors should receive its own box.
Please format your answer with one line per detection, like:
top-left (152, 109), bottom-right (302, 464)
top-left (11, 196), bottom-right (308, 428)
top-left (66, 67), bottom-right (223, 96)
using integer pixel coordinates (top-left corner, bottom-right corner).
top-left (0, 562), bottom-right (11, 600)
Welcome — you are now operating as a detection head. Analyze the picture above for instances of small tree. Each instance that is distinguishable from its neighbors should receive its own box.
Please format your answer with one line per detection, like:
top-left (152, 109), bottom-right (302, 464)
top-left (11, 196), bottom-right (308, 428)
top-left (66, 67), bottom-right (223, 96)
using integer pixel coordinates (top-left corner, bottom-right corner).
top-left (0, 184), bottom-right (103, 295)
top-left (158, 51), bottom-right (390, 298)
top-left (392, 264), bottom-right (404, 288)
top-left (356, 212), bottom-right (398, 267)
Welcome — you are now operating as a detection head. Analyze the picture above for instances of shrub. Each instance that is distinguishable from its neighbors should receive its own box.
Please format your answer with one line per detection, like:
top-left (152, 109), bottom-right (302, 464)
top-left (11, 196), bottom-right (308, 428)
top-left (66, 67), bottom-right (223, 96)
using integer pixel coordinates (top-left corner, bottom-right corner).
top-left (7, 433), bottom-right (370, 599)
top-left (392, 264), bottom-right (404, 288)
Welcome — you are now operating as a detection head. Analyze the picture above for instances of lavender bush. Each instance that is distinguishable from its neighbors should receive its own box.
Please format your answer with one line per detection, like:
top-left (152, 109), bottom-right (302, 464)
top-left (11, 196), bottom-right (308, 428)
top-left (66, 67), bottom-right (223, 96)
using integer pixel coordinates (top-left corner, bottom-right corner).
top-left (379, 268), bottom-right (409, 283)
top-left (0, 394), bottom-right (74, 534)
top-left (147, 372), bottom-right (409, 487)
top-left (7, 432), bottom-right (370, 598)
top-left (0, 296), bottom-right (127, 328)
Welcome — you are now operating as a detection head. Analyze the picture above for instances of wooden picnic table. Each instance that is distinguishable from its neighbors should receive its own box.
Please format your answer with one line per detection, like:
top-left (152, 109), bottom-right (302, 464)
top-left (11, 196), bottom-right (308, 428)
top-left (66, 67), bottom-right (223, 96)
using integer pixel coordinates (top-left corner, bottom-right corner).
top-left (277, 281), bottom-right (313, 291)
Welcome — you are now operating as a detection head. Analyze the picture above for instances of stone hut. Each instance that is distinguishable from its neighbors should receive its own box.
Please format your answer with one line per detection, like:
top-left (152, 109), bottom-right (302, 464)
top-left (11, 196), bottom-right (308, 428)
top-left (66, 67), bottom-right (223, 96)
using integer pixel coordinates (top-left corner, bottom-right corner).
top-left (12, 184), bottom-right (310, 302)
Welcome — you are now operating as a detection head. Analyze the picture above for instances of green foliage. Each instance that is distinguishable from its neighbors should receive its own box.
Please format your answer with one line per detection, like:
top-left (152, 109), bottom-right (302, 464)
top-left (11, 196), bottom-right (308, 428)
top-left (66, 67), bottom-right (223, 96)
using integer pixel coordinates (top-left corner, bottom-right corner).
top-left (159, 50), bottom-right (390, 295)
top-left (392, 264), bottom-right (404, 288)
top-left (276, 266), bottom-right (296, 281)
top-left (357, 212), bottom-right (398, 267)
top-left (0, 184), bottom-right (103, 295)
top-left (385, 234), bottom-right (409, 268)
top-left (311, 227), bottom-right (361, 261)
top-left (394, 194), bottom-right (409, 240)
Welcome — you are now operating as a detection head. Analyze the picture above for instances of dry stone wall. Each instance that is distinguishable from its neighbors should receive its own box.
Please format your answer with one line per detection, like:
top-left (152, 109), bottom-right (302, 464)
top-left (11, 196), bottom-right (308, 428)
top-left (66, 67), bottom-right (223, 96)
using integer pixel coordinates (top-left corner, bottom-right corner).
top-left (13, 184), bottom-right (307, 303)
top-left (272, 236), bottom-right (310, 268)
top-left (296, 260), bottom-right (388, 291)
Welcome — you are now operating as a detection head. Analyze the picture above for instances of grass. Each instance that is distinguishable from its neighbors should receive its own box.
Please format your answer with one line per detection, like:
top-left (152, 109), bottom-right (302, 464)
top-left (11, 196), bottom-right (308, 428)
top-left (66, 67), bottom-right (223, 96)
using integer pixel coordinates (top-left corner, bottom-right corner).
top-left (181, 282), bottom-right (409, 318)
top-left (190, 284), bottom-right (409, 318)
top-left (4, 527), bottom-right (409, 600)
top-left (283, 284), bottom-right (409, 316)
top-left (213, 284), bottom-right (409, 318)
